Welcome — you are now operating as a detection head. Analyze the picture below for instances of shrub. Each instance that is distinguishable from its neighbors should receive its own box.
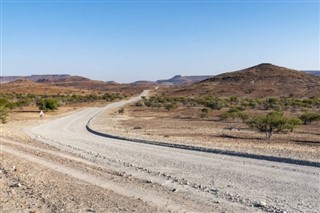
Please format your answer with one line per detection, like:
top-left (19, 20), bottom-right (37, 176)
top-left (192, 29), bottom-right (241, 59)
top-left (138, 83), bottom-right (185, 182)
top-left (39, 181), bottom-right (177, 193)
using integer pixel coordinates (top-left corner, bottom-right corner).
top-left (118, 108), bottom-right (125, 114)
top-left (299, 112), bottom-right (320, 125)
top-left (219, 107), bottom-right (240, 121)
top-left (238, 112), bottom-right (250, 123)
top-left (164, 103), bottom-right (177, 111)
top-left (16, 97), bottom-right (32, 109)
top-left (199, 108), bottom-right (209, 119)
top-left (246, 111), bottom-right (302, 139)
top-left (135, 101), bottom-right (144, 107)
top-left (0, 106), bottom-right (8, 123)
top-left (36, 98), bottom-right (59, 111)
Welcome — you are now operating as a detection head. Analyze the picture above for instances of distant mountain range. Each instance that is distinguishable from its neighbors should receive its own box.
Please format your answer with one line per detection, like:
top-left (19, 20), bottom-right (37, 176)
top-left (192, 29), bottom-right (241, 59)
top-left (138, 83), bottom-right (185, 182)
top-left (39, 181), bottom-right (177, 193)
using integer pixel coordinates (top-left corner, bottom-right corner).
top-left (1, 70), bottom-right (318, 86)
top-left (156, 75), bottom-right (212, 85)
top-left (303, 71), bottom-right (320, 76)
top-left (0, 74), bottom-right (212, 85)
top-left (0, 74), bottom-right (70, 84)
top-left (1, 67), bottom-right (319, 97)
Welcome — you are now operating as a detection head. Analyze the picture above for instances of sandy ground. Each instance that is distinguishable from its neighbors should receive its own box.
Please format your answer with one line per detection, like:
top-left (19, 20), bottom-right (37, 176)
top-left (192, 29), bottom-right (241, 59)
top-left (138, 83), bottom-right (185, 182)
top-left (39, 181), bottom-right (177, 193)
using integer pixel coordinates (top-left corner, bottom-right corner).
top-left (91, 105), bottom-right (320, 163)
top-left (1, 105), bottom-right (164, 213)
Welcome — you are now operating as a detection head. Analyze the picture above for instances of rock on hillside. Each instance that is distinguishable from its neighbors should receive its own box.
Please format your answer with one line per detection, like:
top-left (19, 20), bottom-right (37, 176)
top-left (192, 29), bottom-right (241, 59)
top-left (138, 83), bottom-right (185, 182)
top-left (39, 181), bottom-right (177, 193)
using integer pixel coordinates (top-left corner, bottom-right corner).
top-left (165, 63), bottom-right (320, 98)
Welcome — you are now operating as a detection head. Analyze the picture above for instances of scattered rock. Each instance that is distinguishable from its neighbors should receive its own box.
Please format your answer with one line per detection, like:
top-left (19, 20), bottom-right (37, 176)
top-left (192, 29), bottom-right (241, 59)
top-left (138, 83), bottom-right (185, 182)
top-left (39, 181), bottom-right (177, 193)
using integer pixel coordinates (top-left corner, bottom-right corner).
top-left (210, 187), bottom-right (219, 192)
top-left (172, 188), bottom-right (178, 192)
top-left (254, 201), bottom-right (267, 207)
top-left (9, 181), bottom-right (21, 188)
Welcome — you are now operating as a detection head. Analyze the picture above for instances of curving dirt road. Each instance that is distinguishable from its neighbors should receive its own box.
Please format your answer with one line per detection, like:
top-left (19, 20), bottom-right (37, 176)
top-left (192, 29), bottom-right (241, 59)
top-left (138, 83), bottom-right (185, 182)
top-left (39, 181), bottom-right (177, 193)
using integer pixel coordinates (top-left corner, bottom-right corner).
top-left (3, 91), bottom-right (319, 212)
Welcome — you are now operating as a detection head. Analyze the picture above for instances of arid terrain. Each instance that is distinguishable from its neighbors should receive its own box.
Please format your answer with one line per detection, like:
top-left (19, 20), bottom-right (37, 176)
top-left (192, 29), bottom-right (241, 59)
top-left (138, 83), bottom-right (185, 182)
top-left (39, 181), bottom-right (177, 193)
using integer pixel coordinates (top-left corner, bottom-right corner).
top-left (95, 104), bottom-right (320, 162)
top-left (1, 64), bottom-right (320, 213)
top-left (0, 91), bottom-right (318, 212)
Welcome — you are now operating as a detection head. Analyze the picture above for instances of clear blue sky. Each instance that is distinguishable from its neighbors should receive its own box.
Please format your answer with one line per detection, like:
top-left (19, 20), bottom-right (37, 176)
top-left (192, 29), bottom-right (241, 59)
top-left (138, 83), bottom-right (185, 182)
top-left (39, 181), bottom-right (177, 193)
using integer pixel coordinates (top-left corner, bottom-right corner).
top-left (1, 0), bottom-right (319, 83)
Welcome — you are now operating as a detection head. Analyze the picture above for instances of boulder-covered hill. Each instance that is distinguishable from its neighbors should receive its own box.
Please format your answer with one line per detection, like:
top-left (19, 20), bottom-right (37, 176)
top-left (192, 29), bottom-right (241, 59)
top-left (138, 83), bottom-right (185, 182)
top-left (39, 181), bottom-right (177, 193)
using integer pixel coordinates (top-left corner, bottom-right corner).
top-left (164, 63), bottom-right (320, 98)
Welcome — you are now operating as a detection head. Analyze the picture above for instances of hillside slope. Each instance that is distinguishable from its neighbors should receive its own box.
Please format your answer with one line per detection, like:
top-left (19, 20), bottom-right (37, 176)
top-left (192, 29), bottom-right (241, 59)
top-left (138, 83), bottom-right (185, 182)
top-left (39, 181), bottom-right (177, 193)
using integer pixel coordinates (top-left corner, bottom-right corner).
top-left (164, 64), bottom-right (320, 98)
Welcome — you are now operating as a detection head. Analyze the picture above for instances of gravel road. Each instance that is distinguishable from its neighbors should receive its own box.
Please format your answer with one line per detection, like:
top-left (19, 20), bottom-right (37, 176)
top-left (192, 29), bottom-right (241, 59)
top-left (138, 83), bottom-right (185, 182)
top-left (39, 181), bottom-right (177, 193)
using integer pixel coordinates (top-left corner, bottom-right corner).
top-left (21, 92), bottom-right (320, 213)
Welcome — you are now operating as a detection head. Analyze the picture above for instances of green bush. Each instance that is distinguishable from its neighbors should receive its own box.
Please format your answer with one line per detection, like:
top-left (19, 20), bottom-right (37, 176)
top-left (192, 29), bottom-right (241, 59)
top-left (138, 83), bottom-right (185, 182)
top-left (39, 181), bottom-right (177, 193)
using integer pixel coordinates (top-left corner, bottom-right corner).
top-left (164, 103), bottom-right (177, 111)
top-left (246, 111), bottom-right (302, 139)
top-left (36, 98), bottom-right (59, 111)
top-left (0, 105), bottom-right (8, 124)
top-left (299, 112), bottom-right (320, 125)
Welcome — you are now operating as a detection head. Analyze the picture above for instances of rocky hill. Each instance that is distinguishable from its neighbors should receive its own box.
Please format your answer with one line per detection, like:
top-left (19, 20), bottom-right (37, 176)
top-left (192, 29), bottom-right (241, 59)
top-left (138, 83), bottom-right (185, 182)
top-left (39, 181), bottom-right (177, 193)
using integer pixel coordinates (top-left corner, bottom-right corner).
top-left (164, 63), bottom-right (320, 98)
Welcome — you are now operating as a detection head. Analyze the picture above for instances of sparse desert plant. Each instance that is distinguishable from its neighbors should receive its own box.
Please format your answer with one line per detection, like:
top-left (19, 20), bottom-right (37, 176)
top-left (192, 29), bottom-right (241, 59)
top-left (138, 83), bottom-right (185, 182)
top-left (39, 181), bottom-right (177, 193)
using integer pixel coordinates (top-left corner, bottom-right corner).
top-left (246, 111), bottom-right (302, 139)
top-left (135, 101), bottom-right (144, 107)
top-left (238, 112), bottom-right (250, 123)
top-left (164, 103), bottom-right (177, 111)
top-left (118, 108), bottom-right (125, 114)
top-left (199, 108), bottom-right (210, 119)
top-left (299, 112), bottom-right (320, 125)
top-left (36, 98), bottom-right (59, 111)
top-left (0, 97), bottom-right (16, 109)
top-left (0, 105), bottom-right (8, 124)
top-left (219, 107), bottom-right (241, 121)
top-left (16, 97), bottom-right (32, 109)
top-left (205, 100), bottom-right (222, 110)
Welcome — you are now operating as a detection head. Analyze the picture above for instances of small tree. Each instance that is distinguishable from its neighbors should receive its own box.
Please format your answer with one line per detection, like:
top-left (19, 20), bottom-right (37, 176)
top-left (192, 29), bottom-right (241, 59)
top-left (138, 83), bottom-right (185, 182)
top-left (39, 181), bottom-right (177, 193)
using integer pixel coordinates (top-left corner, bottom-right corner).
top-left (246, 111), bottom-right (302, 139)
top-left (299, 112), bottom-right (320, 125)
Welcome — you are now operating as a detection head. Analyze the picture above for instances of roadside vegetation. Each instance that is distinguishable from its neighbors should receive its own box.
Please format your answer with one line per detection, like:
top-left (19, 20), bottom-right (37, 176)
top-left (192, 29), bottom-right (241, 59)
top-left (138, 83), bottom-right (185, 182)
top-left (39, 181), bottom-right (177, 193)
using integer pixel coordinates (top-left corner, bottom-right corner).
top-left (133, 95), bottom-right (320, 139)
top-left (0, 92), bottom-right (126, 123)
